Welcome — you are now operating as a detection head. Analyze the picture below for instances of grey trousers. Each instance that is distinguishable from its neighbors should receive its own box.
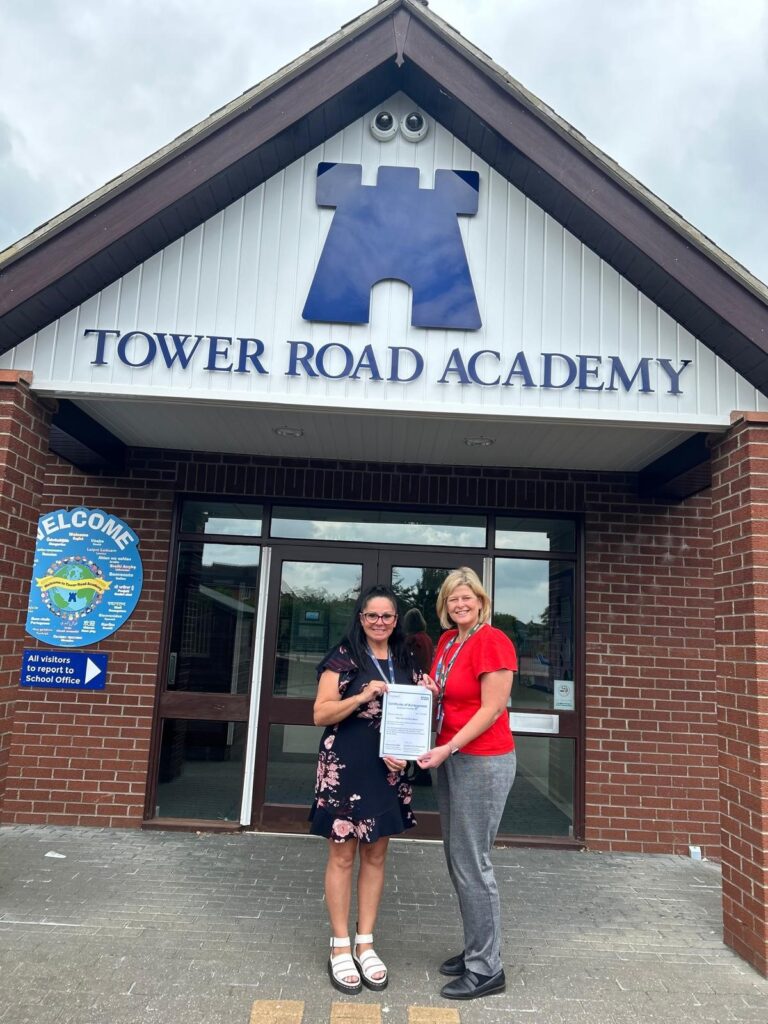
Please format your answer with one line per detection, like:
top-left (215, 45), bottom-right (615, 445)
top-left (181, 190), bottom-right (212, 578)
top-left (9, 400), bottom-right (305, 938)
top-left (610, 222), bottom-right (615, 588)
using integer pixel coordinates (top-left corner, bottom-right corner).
top-left (436, 751), bottom-right (517, 976)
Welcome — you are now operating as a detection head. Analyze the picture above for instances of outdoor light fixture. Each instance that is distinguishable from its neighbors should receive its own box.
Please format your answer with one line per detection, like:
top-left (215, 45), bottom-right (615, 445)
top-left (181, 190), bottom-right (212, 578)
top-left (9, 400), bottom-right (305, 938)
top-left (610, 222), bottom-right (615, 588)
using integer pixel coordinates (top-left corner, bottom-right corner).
top-left (273, 426), bottom-right (304, 438)
top-left (463, 436), bottom-right (495, 447)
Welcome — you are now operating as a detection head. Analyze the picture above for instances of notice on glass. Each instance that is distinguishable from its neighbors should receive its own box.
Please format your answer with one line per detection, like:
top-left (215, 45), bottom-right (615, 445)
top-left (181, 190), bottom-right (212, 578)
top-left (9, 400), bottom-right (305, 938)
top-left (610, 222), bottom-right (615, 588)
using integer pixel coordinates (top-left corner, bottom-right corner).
top-left (553, 679), bottom-right (575, 711)
top-left (379, 684), bottom-right (433, 760)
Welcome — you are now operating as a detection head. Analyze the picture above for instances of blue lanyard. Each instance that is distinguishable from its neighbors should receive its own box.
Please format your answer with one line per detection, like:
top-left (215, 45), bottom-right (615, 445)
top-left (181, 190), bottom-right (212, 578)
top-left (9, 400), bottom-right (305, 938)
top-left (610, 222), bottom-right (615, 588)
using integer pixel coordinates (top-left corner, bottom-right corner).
top-left (367, 647), bottom-right (395, 686)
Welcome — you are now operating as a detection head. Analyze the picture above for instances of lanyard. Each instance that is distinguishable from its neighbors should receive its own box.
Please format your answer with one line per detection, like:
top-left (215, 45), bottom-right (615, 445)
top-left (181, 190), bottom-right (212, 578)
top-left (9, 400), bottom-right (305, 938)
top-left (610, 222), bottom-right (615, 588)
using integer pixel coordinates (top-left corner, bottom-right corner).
top-left (367, 647), bottom-right (395, 686)
top-left (434, 622), bottom-right (484, 723)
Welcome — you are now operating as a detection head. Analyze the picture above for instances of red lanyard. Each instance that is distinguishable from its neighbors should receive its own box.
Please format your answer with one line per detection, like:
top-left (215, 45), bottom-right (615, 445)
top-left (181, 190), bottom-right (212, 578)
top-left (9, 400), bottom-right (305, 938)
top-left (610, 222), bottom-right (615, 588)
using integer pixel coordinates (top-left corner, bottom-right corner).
top-left (434, 622), bottom-right (484, 723)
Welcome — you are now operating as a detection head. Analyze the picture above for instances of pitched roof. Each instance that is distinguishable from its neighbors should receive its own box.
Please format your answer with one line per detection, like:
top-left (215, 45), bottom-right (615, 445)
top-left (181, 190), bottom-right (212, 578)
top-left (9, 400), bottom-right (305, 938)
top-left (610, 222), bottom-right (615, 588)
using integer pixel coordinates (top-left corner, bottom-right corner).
top-left (2, 0), bottom-right (767, 391)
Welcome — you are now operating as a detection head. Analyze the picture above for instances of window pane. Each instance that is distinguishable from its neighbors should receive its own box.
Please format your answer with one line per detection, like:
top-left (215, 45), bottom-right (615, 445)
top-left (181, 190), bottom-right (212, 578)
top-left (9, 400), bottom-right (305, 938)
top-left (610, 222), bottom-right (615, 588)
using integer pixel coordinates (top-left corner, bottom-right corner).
top-left (264, 724), bottom-right (439, 818)
top-left (499, 736), bottom-right (574, 837)
top-left (168, 544), bottom-right (259, 694)
top-left (496, 517), bottom-right (575, 552)
top-left (271, 507), bottom-right (486, 546)
top-left (155, 719), bottom-right (246, 820)
top-left (390, 565), bottom-right (453, 673)
top-left (265, 724), bottom-right (324, 805)
top-left (493, 558), bottom-right (575, 711)
top-left (273, 561), bottom-right (362, 698)
top-left (180, 501), bottom-right (262, 536)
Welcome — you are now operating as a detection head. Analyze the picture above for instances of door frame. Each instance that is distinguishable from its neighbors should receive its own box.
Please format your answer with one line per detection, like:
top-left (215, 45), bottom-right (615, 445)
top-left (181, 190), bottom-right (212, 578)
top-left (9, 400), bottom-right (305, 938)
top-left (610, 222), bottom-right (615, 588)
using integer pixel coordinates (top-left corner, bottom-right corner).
top-left (250, 544), bottom-right (379, 831)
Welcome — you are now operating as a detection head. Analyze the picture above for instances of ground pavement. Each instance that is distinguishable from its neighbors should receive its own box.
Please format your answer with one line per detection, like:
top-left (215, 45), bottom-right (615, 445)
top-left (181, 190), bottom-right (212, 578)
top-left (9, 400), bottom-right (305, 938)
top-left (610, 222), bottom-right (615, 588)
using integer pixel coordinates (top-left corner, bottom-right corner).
top-left (1, 825), bottom-right (767, 1024)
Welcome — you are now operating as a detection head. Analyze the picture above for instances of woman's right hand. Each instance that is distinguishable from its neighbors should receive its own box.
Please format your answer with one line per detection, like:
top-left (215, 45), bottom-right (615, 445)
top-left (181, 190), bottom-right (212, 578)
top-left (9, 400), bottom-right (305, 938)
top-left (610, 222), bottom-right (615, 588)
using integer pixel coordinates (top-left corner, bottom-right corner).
top-left (357, 679), bottom-right (388, 706)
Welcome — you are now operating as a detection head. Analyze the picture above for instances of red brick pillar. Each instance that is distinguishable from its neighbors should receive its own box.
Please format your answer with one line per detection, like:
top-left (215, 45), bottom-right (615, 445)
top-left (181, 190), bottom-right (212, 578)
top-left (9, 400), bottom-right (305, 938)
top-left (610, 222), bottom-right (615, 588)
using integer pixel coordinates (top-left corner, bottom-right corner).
top-left (711, 413), bottom-right (768, 976)
top-left (0, 373), bottom-right (50, 813)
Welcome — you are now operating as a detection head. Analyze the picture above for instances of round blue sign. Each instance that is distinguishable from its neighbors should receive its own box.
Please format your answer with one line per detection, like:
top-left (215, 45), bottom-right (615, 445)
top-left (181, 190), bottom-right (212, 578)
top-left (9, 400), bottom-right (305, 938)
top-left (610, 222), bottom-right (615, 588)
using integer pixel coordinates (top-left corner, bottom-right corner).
top-left (25, 508), bottom-right (143, 648)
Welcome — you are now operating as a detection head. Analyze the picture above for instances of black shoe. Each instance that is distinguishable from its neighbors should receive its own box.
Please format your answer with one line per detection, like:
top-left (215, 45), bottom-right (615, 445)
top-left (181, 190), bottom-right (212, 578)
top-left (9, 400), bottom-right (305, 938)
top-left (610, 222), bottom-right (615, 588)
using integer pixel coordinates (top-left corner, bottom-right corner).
top-left (439, 952), bottom-right (465, 976)
top-left (440, 968), bottom-right (506, 1000)
top-left (440, 949), bottom-right (503, 978)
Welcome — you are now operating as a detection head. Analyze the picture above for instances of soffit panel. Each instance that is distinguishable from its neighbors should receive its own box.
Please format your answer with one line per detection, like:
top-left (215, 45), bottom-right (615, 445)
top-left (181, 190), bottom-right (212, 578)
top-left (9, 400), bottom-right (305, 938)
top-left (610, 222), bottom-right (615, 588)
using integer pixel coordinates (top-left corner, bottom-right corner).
top-left (74, 396), bottom-right (696, 473)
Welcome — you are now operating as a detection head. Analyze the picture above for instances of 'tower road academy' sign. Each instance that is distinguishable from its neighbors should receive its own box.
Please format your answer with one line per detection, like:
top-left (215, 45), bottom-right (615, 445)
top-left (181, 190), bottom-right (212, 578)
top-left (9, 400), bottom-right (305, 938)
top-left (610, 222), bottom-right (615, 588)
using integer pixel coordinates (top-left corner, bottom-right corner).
top-left (25, 508), bottom-right (143, 648)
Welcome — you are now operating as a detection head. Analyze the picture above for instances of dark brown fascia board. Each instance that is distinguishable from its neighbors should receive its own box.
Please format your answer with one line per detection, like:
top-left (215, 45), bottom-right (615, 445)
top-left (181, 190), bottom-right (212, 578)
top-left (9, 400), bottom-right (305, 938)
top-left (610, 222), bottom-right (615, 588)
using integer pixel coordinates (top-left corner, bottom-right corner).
top-left (0, 10), bottom-right (401, 324)
top-left (637, 432), bottom-right (711, 501)
top-left (400, 17), bottom-right (768, 362)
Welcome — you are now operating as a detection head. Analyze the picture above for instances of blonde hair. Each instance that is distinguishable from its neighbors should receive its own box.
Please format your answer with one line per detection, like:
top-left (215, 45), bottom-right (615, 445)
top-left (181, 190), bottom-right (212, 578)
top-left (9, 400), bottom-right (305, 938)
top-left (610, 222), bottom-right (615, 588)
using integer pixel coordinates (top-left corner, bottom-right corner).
top-left (436, 566), bottom-right (491, 630)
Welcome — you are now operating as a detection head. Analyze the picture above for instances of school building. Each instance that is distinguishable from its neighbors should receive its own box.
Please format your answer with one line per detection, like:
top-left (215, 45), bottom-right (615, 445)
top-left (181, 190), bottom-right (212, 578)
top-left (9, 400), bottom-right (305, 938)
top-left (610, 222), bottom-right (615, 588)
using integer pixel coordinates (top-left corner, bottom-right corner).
top-left (0, 0), bottom-right (766, 974)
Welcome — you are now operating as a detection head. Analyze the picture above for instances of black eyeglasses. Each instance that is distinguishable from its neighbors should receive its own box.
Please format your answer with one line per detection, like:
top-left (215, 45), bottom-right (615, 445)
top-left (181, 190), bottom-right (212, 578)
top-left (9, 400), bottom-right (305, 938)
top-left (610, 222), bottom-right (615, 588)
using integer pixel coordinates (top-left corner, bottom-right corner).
top-left (361, 612), bottom-right (397, 624)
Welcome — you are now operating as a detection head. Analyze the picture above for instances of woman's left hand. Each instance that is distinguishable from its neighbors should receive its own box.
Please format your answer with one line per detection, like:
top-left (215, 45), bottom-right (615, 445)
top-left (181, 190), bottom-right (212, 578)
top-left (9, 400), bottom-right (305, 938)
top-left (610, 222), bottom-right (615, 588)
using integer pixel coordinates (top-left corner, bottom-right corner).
top-left (382, 756), bottom-right (407, 772)
top-left (416, 744), bottom-right (452, 769)
top-left (418, 673), bottom-right (440, 698)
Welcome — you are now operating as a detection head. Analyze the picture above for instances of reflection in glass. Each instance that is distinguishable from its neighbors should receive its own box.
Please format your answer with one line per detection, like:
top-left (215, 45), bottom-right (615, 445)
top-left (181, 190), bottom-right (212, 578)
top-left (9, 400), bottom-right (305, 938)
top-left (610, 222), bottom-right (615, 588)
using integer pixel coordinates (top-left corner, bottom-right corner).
top-left (273, 561), bottom-right (362, 698)
top-left (391, 566), bottom-right (453, 673)
top-left (156, 719), bottom-right (246, 820)
top-left (168, 544), bottom-right (259, 694)
top-left (265, 724), bottom-right (324, 805)
top-left (264, 724), bottom-right (440, 818)
top-left (496, 517), bottom-right (575, 553)
top-left (499, 736), bottom-right (574, 837)
top-left (271, 507), bottom-right (486, 547)
top-left (493, 558), bottom-right (574, 711)
top-left (180, 501), bottom-right (263, 536)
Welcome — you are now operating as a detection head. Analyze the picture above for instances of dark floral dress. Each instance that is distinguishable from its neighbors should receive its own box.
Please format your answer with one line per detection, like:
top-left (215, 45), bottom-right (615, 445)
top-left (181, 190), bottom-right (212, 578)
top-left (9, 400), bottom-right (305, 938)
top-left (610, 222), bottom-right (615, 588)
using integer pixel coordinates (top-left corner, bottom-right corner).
top-left (308, 644), bottom-right (418, 843)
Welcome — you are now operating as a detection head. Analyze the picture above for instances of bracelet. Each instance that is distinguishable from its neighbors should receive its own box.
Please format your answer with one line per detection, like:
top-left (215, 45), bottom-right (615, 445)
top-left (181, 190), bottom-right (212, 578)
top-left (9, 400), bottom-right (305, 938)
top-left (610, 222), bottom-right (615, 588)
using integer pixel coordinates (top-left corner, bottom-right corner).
top-left (449, 744), bottom-right (460, 756)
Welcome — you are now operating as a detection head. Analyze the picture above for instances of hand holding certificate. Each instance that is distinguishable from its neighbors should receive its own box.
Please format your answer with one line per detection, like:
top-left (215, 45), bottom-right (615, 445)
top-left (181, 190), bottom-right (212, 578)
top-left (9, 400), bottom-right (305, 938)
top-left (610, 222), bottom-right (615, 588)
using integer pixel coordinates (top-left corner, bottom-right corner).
top-left (379, 683), bottom-right (433, 760)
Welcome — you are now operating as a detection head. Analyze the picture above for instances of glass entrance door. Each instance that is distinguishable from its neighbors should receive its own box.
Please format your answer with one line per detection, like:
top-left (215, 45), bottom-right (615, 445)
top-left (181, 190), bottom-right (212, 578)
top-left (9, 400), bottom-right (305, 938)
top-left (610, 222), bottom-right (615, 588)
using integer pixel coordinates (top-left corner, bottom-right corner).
top-left (250, 548), bottom-right (484, 835)
top-left (379, 552), bottom-right (484, 838)
top-left (251, 547), bottom-right (376, 830)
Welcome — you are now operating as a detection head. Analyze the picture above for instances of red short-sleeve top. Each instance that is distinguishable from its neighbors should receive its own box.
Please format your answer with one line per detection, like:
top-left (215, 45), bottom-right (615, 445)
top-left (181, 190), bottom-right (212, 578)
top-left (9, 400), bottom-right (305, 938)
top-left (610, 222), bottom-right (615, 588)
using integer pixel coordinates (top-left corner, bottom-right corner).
top-left (432, 624), bottom-right (517, 756)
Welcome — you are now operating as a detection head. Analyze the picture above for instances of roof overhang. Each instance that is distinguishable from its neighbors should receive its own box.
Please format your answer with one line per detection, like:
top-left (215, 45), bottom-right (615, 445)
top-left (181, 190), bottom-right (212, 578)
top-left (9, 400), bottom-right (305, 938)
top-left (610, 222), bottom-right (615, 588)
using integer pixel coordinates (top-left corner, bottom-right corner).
top-left (3, 0), bottom-right (765, 389)
top-left (2, 0), bottom-right (767, 434)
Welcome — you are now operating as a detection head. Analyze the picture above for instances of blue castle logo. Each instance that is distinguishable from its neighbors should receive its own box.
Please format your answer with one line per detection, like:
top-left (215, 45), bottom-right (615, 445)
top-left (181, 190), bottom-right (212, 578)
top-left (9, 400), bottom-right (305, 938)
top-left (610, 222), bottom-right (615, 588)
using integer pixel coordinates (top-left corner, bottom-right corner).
top-left (303, 163), bottom-right (481, 330)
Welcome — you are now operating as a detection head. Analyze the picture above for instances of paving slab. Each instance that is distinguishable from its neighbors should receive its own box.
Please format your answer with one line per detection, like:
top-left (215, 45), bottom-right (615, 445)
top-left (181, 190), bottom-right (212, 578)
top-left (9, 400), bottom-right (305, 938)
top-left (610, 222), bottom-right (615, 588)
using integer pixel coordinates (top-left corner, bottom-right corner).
top-left (0, 825), bottom-right (767, 1024)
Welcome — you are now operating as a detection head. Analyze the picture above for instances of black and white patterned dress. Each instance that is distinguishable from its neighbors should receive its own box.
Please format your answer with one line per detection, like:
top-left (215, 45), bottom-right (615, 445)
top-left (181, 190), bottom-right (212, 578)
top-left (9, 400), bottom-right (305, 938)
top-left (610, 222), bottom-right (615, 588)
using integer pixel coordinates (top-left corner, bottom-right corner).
top-left (308, 644), bottom-right (418, 843)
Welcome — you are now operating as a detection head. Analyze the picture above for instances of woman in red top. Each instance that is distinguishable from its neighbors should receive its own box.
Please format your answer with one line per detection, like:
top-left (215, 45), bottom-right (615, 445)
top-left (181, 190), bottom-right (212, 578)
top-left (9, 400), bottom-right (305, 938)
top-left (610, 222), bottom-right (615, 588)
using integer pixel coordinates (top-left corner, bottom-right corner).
top-left (417, 566), bottom-right (517, 1001)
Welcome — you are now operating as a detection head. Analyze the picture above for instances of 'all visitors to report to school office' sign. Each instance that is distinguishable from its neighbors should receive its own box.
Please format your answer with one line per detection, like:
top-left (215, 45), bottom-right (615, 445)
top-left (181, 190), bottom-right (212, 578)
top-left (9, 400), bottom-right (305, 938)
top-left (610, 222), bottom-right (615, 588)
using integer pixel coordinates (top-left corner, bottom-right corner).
top-left (20, 650), bottom-right (108, 690)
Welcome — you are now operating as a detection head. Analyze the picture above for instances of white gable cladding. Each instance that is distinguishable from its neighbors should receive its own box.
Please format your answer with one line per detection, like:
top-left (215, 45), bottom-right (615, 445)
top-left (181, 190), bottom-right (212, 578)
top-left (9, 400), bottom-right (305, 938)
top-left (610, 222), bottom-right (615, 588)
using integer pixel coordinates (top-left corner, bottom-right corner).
top-left (3, 93), bottom-right (765, 426)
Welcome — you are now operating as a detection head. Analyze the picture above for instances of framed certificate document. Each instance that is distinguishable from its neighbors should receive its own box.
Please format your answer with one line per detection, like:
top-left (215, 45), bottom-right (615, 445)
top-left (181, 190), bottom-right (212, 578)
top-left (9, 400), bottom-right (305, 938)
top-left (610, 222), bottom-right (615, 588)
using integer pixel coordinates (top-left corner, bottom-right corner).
top-left (379, 683), bottom-right (433, 760)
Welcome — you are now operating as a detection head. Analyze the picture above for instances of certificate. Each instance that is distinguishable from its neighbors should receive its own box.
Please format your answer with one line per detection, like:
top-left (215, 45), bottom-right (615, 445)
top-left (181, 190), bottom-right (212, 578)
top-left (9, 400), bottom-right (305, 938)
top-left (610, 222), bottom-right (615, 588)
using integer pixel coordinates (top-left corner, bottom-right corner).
top-left (379, 683), bottom-right (433, 760)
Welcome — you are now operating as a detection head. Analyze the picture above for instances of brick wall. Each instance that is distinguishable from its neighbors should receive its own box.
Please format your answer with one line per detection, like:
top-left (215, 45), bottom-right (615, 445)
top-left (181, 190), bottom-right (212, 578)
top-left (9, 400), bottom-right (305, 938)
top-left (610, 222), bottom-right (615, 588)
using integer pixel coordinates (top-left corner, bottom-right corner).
top-left (1, 446), bottom-right (721, 856)
top-left (0, 374), bottom-right (49, 809)
top-left (711, 416), bottom-right (768, 975)
top-left (584, 480), bottom-right (719, 853)
top-left (1, 448), bottom-right (174, 827)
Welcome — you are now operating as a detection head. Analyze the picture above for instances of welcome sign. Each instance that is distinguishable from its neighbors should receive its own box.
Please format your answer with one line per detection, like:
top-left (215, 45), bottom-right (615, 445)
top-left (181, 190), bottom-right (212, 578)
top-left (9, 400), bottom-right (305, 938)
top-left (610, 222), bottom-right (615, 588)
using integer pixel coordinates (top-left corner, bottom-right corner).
top-left (25, 508), bottom-right (143, 648)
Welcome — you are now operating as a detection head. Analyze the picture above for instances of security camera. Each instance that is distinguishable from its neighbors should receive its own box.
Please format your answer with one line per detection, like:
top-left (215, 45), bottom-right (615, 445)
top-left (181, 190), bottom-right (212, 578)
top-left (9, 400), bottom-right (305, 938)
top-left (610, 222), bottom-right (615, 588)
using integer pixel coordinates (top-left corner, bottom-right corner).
top-left (400, 110), bottom-right (429, 142)
top-left (370, 110), bottom-right (398, 142)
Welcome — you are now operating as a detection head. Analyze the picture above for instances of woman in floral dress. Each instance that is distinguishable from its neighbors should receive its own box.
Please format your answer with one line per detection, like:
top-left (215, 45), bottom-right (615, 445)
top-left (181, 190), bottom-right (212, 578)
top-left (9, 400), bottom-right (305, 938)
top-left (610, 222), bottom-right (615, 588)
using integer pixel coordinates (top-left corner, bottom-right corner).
top-left (310, 584), bottom-right (421, 994)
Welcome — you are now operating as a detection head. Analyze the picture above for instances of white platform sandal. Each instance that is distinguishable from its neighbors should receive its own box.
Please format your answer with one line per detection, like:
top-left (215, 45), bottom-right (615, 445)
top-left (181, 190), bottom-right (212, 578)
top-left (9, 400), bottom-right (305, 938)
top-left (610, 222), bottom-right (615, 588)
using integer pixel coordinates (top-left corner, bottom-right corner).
top-left (328, 936), bottom-right (362, 995)
top-left (353, 930), bottom-right (388, 991)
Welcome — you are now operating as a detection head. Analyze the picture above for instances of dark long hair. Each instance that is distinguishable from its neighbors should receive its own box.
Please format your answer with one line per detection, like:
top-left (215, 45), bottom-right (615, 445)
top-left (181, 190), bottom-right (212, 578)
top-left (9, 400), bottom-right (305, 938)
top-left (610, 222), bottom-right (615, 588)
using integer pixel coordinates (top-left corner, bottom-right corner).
top-left (339, 584), bottom-right (411, 670)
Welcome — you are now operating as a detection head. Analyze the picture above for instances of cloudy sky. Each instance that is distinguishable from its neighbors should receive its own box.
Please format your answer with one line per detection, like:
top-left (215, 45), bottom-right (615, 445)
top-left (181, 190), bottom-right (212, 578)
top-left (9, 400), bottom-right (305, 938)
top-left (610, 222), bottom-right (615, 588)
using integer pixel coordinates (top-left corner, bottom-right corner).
top-left (1, 0), bottom-right (767, 284)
